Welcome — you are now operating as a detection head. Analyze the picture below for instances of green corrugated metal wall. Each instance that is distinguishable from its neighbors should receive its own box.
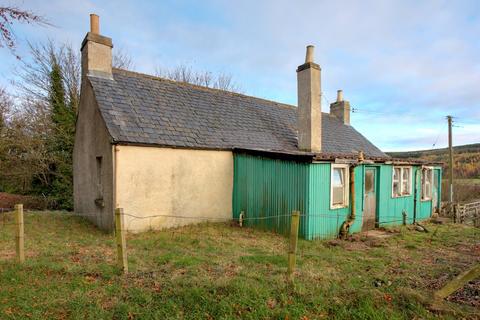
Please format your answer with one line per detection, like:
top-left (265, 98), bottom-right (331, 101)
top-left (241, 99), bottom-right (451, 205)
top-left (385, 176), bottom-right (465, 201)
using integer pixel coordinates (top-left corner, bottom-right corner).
top-left (376, 164), bottom-right (416, 227)
top-left (232, 154), bottom-right (310, 237)
top-left (233, 153), bottom-right (441, 240)
top-left (307, 164), bottom-right (364, 240)
top-left (375, 165), bottom-right (438, 226)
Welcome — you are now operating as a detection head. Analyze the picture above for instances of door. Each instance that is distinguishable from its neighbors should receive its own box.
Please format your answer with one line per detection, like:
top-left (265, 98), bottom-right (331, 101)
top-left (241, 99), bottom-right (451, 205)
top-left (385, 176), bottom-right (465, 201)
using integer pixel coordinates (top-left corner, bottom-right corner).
top-left (363, 167), bottom-right (378, 231)
top-left (432, 169), bottom-right (440, 215)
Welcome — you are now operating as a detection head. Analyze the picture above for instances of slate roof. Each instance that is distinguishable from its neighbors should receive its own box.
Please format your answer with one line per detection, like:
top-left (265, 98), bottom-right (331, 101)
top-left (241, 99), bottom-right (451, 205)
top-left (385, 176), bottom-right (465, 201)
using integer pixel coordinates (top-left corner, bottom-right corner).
top-left (88, 68), bottom-right (387, 158)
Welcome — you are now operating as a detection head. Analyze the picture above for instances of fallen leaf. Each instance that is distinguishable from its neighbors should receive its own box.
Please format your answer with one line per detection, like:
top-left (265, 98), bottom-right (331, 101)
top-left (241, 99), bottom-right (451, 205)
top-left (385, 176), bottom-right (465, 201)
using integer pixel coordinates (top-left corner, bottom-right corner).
top-left (267, 298), bottom-right (277, 309)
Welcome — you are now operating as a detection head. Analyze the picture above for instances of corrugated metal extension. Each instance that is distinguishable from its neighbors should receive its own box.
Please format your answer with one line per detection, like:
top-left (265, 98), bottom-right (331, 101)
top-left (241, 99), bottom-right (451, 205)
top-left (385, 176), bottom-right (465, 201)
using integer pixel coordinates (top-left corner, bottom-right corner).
top-left (307, 164), bottom-right (364, 240)
top-left (233, 153), bottom-right (442, 240)
top-left (233, 153), bottom-right (309, 237)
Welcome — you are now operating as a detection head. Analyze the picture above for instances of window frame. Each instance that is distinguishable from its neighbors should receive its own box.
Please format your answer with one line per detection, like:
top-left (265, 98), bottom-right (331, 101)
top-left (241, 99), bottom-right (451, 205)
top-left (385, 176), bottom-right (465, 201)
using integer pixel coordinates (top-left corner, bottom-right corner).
top-left (421, 166), bottom-right (434, 201)
top-left (391, 166), bottom-right (412, 198)
top-left (330, 164), bottom-right (350, 209)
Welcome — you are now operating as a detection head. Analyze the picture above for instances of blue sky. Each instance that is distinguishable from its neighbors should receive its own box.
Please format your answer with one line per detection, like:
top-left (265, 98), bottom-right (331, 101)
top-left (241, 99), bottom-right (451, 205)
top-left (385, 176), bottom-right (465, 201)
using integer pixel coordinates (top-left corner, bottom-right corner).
top-left (1, 0), bottom-right (479, 151)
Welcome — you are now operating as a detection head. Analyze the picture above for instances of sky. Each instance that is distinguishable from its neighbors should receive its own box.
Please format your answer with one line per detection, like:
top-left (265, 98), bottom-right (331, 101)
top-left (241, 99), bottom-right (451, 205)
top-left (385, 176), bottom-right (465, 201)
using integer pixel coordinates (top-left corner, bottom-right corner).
top-left (1, 0), bottom-right (479, 151)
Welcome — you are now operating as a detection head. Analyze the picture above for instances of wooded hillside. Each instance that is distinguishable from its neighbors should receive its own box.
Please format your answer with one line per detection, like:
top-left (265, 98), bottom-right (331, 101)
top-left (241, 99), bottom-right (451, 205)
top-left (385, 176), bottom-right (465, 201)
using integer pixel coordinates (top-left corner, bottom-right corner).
top-left (388, 144), bottom-right (480, 202)
top-left (388, 143), bottom-right (480, 179)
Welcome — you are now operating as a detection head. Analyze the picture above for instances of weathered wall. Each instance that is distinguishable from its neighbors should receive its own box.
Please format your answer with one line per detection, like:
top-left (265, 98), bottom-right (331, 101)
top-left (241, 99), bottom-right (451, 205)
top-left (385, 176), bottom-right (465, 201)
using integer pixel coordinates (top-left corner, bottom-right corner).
top-left (115, 146), bottom-right (233, 232)
top-left (376, 165), bottom-right (439, 226)
top-left (73, 79), bottom-right (114, 231)
top-left (233, 154), bottom-right (442, 240)
top-left (375, 164), bottom-right (416, 227)
top-left (232, 154), bottom-right (310, 237)
top-left (308, 163), bottom-right (364, 239)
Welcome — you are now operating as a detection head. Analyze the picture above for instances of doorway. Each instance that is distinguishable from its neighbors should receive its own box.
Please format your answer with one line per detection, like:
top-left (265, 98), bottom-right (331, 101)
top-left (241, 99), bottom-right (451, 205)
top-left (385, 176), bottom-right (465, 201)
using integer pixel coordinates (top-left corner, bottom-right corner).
top-left (363, 167), bottom-right (378, 231)
top-left (432, 169), bottom-right (440, 215)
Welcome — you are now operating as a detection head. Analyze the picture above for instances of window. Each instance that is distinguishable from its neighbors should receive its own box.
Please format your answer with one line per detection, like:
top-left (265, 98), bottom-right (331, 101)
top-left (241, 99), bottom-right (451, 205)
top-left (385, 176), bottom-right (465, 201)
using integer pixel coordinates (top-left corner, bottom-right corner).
top-left (96, 156), bottom-right (103, 196)
top-left (365, 170), bottom-right (374, 193)
top-left (421, 167), bottom-right (433, 200)
top-left (392, 167), bottom-right (411, 197)
top-left (331, 164), bottom-right (349, 208)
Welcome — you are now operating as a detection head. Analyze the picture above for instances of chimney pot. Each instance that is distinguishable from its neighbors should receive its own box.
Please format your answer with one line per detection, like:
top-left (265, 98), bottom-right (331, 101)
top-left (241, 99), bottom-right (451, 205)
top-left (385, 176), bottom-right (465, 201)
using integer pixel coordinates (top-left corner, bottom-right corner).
top-left (81, 14), bottom-right (112, 81)
top-left (305, 45), bottom-right (315, 63)
top-left (330, 90), bottom-right (351, 125)
top-left (90, 14), bottom-right (99, 34)
top-left (337, 90), bottom-right (343, 102)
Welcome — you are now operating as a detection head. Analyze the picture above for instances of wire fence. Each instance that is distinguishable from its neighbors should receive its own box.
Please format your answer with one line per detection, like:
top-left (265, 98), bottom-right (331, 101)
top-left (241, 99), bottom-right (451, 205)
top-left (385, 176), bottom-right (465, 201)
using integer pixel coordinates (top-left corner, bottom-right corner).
top-left (1, 204), bottom-right (478, 281)
top-left (118, 211), bottom-right (426, 240)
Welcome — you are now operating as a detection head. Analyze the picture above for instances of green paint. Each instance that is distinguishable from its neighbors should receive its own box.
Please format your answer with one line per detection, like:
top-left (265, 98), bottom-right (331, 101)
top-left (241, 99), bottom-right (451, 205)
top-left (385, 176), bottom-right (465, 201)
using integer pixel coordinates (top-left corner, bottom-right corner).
top-left (307, 164), bottom-right (364, 239)
top-left (233, 154), bottom-right (442, 240)
top-left (232, 154), bottom-right (310, 238)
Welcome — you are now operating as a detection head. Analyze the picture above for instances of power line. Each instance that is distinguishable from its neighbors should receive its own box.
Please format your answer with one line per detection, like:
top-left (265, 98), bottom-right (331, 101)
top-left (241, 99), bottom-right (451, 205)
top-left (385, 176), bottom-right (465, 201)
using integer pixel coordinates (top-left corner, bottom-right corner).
top-left (322, 93), bottom-right (331, 106)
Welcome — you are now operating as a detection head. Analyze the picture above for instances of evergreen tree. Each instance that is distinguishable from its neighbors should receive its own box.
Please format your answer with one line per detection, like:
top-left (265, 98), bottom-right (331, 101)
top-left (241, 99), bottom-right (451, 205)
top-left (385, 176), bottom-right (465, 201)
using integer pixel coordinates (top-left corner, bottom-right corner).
top-left (48, 60), bottom-right (75, 209)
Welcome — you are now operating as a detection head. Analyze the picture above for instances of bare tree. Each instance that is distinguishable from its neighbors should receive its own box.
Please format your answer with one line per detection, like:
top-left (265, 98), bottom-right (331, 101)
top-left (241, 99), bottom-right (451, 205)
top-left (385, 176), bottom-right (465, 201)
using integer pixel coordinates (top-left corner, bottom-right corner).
top-left (3, 40), bottom-right (134, 198)
top-left (15, 41), bottom-right (134, 112)
top-left (0, 6), bottom-right (49, 58)
top-left (112, 47), bottom-right (134, 70)
top-left (0, 87), bottom-right (11, 129)
top-left (0, 87), bottom-right (52, 192)
top-left (155, 64), bottom-right (241, 93)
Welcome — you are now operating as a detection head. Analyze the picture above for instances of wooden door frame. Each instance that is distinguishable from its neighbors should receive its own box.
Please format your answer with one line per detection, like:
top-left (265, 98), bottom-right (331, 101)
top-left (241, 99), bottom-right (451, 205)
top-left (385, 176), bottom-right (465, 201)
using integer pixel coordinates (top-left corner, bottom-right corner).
top-left (363, 165), bottom-right (380, 229)
top-left (433, 168), bottom-right (441, 214)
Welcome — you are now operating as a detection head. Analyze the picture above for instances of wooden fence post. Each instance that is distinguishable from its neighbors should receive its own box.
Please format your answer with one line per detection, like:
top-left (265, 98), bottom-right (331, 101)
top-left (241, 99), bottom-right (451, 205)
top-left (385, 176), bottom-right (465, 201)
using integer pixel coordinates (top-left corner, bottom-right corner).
top-left (287, 210), bottom-right (300, 282)
top-left (474, 208), bottom-right (479, 228)
top-left (434, 264), bottom-right (480, 301)
top-left (15, 204), bottom-right (25, 263)
top-left (115, 208), bottom-right (128, 273)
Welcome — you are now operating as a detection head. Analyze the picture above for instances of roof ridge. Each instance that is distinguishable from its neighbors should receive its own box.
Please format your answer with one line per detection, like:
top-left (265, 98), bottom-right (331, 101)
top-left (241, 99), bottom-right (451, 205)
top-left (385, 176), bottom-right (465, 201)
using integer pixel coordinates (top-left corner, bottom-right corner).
top-left (112, 67), bottom-right (298, 111)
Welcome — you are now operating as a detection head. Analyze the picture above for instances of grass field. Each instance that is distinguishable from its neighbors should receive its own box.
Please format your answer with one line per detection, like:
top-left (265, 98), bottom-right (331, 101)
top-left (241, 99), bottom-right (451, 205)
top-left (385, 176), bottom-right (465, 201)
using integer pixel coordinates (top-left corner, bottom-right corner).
top-left (0, 212), bottom-right (479, 319)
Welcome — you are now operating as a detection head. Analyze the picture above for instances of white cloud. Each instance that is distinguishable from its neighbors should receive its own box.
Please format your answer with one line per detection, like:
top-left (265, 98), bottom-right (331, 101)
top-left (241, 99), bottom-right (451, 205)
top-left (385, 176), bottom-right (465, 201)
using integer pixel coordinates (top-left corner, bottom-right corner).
top-left (1, 0), bottom-right (478, 150)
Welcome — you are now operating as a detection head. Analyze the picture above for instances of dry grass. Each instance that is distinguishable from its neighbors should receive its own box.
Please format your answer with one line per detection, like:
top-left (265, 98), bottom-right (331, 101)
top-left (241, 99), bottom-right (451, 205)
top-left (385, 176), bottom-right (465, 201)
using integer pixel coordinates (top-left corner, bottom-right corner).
top-left (0, 212), bottom-right (479, 319)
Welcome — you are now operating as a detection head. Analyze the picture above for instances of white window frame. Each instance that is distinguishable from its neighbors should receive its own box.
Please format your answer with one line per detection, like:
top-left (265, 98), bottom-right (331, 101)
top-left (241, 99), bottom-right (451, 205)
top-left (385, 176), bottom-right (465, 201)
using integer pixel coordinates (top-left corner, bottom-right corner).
top-left (421, 167), bottom-right (434, 201)
top-left (330, 164), bottom-right (350, 209)
top-left (391, 166), bottom-right (412, 198)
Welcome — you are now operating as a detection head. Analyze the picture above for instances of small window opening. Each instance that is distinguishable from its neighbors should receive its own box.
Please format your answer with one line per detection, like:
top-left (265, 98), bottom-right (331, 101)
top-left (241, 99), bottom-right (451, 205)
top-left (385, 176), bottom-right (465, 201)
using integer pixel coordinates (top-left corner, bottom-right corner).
top-left (365, 170), bottom-right (374, 193)
top-left (392, 167), bottom-right (412, 197)
top-left (421, 168), bottom-right (433, 200)
top-left (96, 156), bottom-right (103, 196)
top-left (331, 164), bottom-right (349, 208)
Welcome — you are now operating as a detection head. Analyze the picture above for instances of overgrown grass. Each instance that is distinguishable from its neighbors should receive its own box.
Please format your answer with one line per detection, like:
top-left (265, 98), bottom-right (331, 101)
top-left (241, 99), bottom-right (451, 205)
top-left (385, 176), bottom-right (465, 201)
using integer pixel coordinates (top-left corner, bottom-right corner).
top-left (0, 212), bottom-right (478, 319)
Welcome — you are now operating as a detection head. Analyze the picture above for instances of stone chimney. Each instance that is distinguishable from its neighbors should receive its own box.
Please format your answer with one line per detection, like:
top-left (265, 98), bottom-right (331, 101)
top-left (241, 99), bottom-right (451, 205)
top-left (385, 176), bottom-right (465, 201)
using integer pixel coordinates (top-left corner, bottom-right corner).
top-left (297, 45), bottom-right (322, 152)
top-left (81, 14), bottom-right (113, 81)
top-left (330, 90), bottom-right (351, 125)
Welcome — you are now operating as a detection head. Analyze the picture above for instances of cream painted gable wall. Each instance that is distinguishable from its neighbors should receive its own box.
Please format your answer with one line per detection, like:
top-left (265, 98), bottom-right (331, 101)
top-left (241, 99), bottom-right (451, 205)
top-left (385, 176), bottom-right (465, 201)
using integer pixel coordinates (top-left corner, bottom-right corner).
top-left (115, 146), bottom-right (233, 232)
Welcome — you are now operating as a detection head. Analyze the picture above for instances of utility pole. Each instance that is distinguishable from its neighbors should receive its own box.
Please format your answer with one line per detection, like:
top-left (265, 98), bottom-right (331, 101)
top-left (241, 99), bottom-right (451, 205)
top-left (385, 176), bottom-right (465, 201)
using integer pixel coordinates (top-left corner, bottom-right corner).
top-left (447, 115), bottom-right (454, 205)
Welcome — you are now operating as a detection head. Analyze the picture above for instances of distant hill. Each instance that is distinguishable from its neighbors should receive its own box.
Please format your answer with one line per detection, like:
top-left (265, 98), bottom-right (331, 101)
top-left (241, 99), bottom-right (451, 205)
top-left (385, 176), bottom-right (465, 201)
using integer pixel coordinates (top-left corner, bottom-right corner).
top-left (387, 143), bottom-right (480, 159)
top-left (388, 143), bottom-right (480, 202)
top-left (387, 143), bottom-right (480, 180)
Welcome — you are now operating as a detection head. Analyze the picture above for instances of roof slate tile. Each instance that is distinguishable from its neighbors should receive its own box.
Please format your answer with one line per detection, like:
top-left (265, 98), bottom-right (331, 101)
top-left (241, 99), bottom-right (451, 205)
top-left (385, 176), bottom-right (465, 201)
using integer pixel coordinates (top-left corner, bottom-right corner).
top-left (88, 68), bottom-right (387, 158)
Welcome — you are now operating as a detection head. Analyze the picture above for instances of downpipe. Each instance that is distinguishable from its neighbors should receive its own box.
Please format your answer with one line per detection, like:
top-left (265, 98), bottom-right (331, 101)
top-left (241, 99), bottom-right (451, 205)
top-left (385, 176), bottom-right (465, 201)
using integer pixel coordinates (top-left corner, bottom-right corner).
top-left (413, 169), bottom-right (418, 224)
top-left (339, 164), bottom-right (357, 239)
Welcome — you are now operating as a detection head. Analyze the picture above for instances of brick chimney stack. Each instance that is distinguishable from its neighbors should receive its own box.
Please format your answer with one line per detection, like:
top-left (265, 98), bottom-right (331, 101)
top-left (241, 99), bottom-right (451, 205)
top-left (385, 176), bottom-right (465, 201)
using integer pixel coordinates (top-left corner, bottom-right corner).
top-left (330, 90), bottom-right (351, 125)
top-left (81, 14), bottom-right (113, 82)
top-left (297, 45), bottom-right (322, 153)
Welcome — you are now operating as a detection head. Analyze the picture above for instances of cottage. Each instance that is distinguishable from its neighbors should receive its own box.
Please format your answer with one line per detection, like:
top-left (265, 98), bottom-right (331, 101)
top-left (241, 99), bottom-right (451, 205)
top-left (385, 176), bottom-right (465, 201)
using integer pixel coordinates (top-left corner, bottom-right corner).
top-left (74, 15), bottom-right (441, 238)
